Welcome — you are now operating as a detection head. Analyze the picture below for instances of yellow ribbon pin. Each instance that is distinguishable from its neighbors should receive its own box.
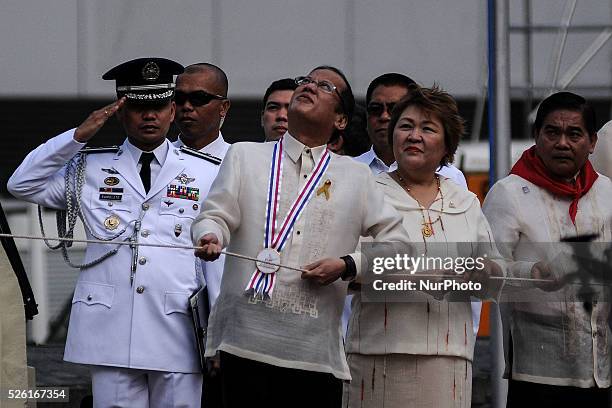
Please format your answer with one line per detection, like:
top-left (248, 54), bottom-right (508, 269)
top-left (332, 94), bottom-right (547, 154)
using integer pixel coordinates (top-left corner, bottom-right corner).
top-left (316, 179), bottom-right (332, 200)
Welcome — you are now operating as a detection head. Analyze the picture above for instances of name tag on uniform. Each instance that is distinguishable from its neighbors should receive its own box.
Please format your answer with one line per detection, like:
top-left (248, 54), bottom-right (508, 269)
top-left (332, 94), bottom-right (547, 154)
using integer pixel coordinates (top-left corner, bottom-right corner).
top-left (167, 184), bottom-right (200, 201)
top-left (99, 194), bottom-right (123, 201)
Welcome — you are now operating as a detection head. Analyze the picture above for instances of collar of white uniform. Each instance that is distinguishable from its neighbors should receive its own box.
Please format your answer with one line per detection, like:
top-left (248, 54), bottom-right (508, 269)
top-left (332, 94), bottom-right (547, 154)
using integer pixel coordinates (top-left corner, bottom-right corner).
top-left (283, 131), bottom-right (328, 164)
top-left (176, 131), bottom-right (227, 157)
top-left (123, 138), bottom-right (169, 167)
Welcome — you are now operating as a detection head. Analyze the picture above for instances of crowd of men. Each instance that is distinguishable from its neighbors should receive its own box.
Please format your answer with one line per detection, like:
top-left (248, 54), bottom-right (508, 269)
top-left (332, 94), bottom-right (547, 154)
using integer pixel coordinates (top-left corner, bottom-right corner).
top-left (6, 57), bottom-right (612, 408)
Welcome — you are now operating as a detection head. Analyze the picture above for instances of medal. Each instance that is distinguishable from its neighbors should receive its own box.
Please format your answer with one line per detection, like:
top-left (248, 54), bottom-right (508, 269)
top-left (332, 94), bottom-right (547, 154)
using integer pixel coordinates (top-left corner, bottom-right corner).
top-left (256, 248), bottom-right (281, 274)
top-left (245, 137), bottom-right (331, 298)
top-left (104, 215), bottom-right (120, 230)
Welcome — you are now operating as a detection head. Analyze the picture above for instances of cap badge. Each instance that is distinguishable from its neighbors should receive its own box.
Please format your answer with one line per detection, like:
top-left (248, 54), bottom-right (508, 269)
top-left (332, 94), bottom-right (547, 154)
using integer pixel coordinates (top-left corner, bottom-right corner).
top-left (142, 61), bottom-right (160, 81)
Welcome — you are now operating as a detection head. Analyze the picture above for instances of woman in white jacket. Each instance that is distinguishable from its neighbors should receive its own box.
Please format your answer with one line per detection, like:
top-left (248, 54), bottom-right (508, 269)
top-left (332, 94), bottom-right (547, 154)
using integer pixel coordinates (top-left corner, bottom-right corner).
top-left (343, 85), bottom-right (503, 408)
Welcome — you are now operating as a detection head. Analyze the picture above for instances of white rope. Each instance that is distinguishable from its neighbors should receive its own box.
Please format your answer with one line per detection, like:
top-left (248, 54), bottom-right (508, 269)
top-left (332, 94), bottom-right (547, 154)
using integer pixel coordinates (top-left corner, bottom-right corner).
top-left (0, 232), bottom-right (568, 283)
top-left (0, 232), bottom-right (309, 273)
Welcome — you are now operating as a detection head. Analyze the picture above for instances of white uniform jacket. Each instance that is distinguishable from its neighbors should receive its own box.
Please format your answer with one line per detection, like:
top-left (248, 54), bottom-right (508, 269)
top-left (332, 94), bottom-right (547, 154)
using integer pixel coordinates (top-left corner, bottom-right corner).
top-left (8, 129), bottom-right (219, 373)
top-left (174, 133), bottom-right (229, 308)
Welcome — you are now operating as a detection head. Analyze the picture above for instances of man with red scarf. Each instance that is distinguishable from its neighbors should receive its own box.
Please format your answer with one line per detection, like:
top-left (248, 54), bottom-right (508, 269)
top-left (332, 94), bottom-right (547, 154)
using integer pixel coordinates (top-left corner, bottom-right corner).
top-left (483, 92), bottom-right (612, 407)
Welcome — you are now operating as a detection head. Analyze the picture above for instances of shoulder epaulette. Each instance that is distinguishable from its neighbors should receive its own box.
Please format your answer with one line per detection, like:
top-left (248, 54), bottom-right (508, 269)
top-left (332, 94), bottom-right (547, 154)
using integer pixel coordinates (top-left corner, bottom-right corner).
top-left (179, 146), bottom-right (222, 165)
top-left (81, 146), bottom-right (121, 154)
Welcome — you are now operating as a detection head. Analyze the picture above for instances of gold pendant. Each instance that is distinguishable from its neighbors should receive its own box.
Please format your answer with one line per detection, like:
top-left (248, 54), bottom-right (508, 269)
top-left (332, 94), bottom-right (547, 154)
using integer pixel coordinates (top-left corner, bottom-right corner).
top-left (422, 223), bottom-right (433, 238)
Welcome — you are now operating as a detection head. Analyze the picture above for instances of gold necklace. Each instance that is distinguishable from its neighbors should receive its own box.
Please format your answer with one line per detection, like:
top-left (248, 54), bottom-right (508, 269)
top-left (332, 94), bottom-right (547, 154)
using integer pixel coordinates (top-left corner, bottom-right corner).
top-left (392, 171), bottom-right (444, 238)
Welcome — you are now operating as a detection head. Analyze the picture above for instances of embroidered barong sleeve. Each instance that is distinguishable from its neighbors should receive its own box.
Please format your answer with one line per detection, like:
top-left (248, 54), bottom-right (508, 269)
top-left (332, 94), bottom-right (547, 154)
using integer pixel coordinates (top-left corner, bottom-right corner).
top-left (483, 181), bottom-right (536, 280)
top-left (351, 171), bottom-right (411, 282)
top-left (191, 145), bottom-right (242, 248)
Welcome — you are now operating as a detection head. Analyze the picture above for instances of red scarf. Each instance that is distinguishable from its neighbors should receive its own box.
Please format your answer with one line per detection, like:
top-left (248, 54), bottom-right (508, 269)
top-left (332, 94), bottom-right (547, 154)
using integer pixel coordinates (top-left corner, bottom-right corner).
top-left (510, 145), bottom-right (598, 224)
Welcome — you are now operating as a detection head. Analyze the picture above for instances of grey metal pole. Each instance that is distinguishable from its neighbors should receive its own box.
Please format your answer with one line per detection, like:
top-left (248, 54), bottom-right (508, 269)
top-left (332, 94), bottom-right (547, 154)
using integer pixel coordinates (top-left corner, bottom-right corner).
top-left (494, 0), bottom-right (511, 180)
top-left (492, 1), bottom-right (511, 407)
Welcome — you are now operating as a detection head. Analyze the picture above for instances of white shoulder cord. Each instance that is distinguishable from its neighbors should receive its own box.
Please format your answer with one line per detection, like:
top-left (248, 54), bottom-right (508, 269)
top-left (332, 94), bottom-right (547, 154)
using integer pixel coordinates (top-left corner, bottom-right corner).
top-left (37, 152), bottom-right (132, 268)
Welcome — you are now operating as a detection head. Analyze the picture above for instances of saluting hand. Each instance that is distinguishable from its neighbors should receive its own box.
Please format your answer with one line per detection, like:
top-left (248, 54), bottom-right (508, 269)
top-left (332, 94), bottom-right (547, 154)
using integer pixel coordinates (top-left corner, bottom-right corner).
top-left (301, 258), bottom-right (345, 285)
top-left (74, 97), bottom-right (126, 143)
top-left (195, 233), bottom-right (222, 261)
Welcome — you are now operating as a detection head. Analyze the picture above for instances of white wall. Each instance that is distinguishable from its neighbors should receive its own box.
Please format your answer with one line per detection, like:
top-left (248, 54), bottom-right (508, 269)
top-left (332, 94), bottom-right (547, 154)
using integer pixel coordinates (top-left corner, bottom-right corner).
top-left (1, 0), bottom-right (610, 98)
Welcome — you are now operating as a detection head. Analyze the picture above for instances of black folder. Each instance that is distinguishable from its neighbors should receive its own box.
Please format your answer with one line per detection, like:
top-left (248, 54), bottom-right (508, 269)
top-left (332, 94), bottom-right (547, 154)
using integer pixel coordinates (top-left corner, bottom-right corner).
top-left (189, 285), bottom-right (210, 372)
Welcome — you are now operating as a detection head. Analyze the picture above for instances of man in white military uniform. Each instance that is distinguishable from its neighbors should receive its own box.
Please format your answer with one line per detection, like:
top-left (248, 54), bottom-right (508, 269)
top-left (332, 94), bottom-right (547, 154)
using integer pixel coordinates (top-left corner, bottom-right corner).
top-left (8, 58), bottom-right (218, 408)
top-left (191, 66), bottom-right (410, 408)
top-left (173, 62), bottom-right (231, 408)
top-left (174, 63), bottom-right (231, 308)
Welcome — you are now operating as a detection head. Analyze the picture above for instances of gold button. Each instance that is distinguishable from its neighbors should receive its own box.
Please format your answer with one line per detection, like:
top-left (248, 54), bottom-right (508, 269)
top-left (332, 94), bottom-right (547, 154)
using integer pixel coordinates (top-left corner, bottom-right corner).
top-left (108, 202), bottom-right (113, 207)
top-left (136, 286), bottom-right (145, 294)
top-left (87, 295), bottom-right (92, 301)
top-left (305, 148), bottom-right (310, 154)
top-left (141, 230), bottom-right (149, 238)
top-left (138, 257), bottom-right (146, 265)
top-left (179, 208), bottom-right (185, 214)
top-left (142, 203), bottom-right (150, 211)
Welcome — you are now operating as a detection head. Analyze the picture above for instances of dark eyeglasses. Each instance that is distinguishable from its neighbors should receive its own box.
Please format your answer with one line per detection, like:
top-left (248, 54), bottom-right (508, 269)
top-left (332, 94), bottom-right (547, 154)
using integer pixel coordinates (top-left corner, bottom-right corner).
top-left (366, 102), bottom-right (396, 117)
top-left (174, 90), bottom-right (226, 106)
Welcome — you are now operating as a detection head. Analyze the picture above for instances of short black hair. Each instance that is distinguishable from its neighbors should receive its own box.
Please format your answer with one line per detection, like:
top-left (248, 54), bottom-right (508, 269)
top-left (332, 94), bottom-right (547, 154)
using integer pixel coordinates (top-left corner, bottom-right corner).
top-left (533, 91), bottom-right (597, 137)
top-left (311, 65), bottom-right (355, 124)
top-left (262, 78), bottom-right (298, 108)
top-left (182, 63), bottom-right (229, 96)
top-left (366, 73), bottom-right (417, 106)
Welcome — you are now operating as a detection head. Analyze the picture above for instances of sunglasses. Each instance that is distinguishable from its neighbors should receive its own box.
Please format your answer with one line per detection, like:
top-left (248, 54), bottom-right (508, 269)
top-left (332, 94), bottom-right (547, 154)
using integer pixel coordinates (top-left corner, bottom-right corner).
top-left (366, 102), bottom-right (396, 117)
top-left (174, 90), bottom-right (226, 107)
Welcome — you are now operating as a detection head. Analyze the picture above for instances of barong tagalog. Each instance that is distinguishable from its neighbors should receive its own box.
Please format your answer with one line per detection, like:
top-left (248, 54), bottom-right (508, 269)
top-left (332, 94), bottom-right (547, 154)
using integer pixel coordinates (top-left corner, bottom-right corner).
top-left (245, 137), bottom-right (331, 299)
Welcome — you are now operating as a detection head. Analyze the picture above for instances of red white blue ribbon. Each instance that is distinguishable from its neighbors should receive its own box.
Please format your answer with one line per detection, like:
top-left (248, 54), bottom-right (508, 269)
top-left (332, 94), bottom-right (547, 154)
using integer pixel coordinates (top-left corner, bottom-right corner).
top-left (245, 137), bottom-right (331, 298)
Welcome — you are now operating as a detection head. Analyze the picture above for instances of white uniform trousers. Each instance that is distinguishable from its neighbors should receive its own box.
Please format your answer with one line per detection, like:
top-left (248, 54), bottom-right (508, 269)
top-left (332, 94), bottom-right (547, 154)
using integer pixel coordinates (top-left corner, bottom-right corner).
top-left (90, 366), bottom-right (202, 408)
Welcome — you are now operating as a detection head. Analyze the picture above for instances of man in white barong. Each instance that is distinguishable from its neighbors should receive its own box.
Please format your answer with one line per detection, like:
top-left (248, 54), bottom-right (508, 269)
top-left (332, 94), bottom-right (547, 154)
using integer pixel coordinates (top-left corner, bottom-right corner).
top-left (191, 65), bottom-right (409, 408)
